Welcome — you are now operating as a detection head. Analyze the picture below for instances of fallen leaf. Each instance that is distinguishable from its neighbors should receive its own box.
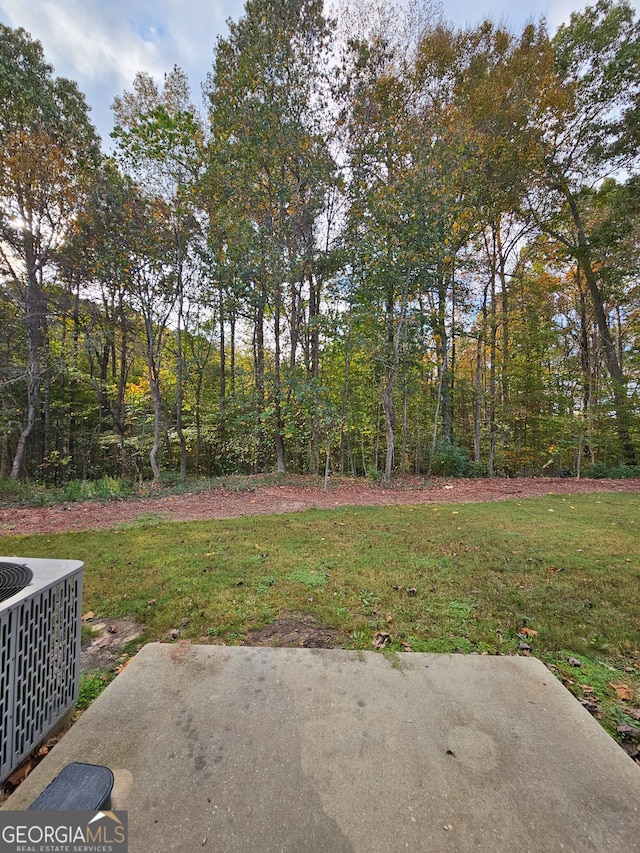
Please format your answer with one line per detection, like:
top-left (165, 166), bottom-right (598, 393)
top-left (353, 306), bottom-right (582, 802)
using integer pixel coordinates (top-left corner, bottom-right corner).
top-left (386, 614), bottom-right (393, 624)
top-left (147, 599), bottom-right (156, 606)
top-left (205, 552), bottom-right (216, 557)
top-left (107, 625), bottom-right (117, 634)
top-left (169, 628), bottom-right (181, 640)
top-left (611, 683), bottom-right (634, 701)
top-left (520, 627), bottom-right (538, 637)
top-left (7, 762), bottom-right (32, 786)
top-left (81, 611), bottom-right (94, 622)
top-left (581, 685), bottom-right (595, 694)
top-left (518, 641), bottom-right (532, 652)
top-left (406, 588), bottom-right (417, 596)
top-left (372, 631), bottom-right (391, 650)
top-left (401, 642), bottom-right (413, 651)
top-left (567, 656), bottom-right (583, 667)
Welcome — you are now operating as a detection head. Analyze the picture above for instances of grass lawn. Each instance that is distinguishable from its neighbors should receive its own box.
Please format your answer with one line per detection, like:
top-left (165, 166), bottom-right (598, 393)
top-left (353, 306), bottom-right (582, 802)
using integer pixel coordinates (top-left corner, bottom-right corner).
top-left (3, 492), bottom-right (640, 745)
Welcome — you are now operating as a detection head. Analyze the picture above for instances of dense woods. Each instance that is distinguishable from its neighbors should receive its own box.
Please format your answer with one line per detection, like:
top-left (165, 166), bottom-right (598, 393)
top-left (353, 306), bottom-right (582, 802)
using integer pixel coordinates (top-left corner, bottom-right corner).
top-left (1, 0), bottom-right (639, 484)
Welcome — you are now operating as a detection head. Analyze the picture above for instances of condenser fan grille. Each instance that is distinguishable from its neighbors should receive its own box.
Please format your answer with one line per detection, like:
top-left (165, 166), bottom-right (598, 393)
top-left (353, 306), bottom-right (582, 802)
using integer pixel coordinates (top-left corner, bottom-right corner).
top-left (0, 562), bottom-right (33, 604)
top-left (1, 557), bottom-right (83, 784)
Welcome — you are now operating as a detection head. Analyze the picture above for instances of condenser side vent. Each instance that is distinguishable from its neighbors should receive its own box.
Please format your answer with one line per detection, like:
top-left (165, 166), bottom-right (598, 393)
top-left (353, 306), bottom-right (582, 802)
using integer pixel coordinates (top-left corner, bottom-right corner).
top-left (0, 558), bottom-right (83, 784)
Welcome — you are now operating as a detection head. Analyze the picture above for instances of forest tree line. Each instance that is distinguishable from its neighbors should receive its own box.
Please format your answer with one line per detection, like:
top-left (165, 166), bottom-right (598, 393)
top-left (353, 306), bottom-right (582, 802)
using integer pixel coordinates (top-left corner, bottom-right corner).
top-left (1, 0), bottom-right (639, 484)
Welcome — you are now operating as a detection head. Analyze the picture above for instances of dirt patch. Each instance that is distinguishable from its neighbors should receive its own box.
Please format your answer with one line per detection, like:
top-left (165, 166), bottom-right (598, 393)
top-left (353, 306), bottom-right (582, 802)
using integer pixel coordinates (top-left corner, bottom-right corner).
top-left (2, 476), bottom-right (639, 537)
top-left (80, 617), bottom-right (144, 673)
top-left (244, 613), bottom-right (346, 648)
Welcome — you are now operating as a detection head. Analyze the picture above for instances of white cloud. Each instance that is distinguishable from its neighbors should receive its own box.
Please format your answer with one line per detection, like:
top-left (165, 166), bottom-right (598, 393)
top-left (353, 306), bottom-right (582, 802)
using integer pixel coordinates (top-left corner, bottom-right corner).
top-left (1, 0), bottom-right (639, 143)
top-left (0, 0), bottom-right (240, 139)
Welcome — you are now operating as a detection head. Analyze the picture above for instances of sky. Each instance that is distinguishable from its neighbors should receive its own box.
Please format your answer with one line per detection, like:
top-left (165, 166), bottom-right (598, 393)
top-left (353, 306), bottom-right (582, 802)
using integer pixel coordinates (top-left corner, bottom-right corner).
top-left (1, 0), bottom-right (637, 145)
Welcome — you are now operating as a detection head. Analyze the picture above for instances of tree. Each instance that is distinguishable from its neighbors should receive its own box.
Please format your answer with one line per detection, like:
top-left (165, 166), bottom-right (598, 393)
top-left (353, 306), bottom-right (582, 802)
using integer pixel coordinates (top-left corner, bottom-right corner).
top-left (205, 0), bottom-right (337, 474)
top-left (0, 24), bottom-right (99, 479)
top-left (113, 67), bottom-right (205, 478)
top-left (62, 160), bottom-right (141, 475)
top-left (339, 27), bottom-right (419, 482)
top-left (535, 0), bottom-right (640, 463)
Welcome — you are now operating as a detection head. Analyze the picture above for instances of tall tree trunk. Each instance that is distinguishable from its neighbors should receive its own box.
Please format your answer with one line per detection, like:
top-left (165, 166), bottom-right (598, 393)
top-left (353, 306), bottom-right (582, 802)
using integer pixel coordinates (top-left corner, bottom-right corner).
top-left (474, 281), bottom-right (489, 464)
top-left (434, 319), bottom-right (451, 447)
top-left (338, 315), bottom-right (352, 477)
top-left (219, 283), bottom-right (226, 403)
top-left (382, 273), bottom-right (409, 483)
top-left (273, 285), bottom-right (286, 474)
top-left (564, 190), bottom-right (636, 464)
top-left (149, 370), bottom-right (163, 482)
top-left (383, 279), bottom-right (396, 484)
top-left (43, 333), bottom-right (52, 482)
top-left (488, 248), bottom-right (497, 479)
top-left (254, 289), bottom-right (266, 472)
top-left (175, 304), bottom-right (188, 479)
top-left (496, 228), bottom-right (510, 412)
top-left (230, 304), bottom-right (236, 395)
top-left (195, 372), bottom-right (203, 476)
top-left (382, 379), bottom-right (395, 483)
top-left (401, 364), bottom-right (408, 476)
top-left (116, 294), bottom-right (129, 476)
top-left (309, 271), bottom-right (322, 475)
top-left (437, 274), bottom-right (453, 446)
top-left (174, 228), bottom-right (188, 479)
top-left (11, 262), bottom-right (44, 480)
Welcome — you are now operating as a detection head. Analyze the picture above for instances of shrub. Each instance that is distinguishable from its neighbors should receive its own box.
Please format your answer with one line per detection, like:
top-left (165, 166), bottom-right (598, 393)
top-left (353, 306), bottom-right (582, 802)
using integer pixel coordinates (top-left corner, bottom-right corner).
top-left (583, 462), bottom-right (639, 479)
top-left (429, 442), bottom-right (479, 477)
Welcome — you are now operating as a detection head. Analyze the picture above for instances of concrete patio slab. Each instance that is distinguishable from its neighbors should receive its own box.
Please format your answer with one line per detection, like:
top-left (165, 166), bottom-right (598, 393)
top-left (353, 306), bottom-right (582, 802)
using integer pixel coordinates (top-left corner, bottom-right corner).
top-left (3, 644), bottom-right (640, 851)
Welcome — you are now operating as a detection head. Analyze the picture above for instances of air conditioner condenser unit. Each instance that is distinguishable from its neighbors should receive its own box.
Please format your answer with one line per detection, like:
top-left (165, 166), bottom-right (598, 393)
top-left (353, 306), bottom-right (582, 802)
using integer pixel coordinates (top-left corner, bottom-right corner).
top-left (1, 557), bottom-right (83, 784)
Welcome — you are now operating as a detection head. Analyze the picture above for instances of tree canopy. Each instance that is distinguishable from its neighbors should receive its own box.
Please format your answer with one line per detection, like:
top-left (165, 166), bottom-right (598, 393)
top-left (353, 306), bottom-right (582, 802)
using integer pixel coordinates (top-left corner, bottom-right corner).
top-left (1, 1), bottom-right (639, 484)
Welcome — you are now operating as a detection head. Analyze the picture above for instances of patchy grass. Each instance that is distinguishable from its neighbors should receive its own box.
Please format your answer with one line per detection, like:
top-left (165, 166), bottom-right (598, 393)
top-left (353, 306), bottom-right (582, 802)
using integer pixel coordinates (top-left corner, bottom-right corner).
top-left (77, 672), bottom-right (116, 712)
top-left (3, 492), bottom-right (639, 744)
